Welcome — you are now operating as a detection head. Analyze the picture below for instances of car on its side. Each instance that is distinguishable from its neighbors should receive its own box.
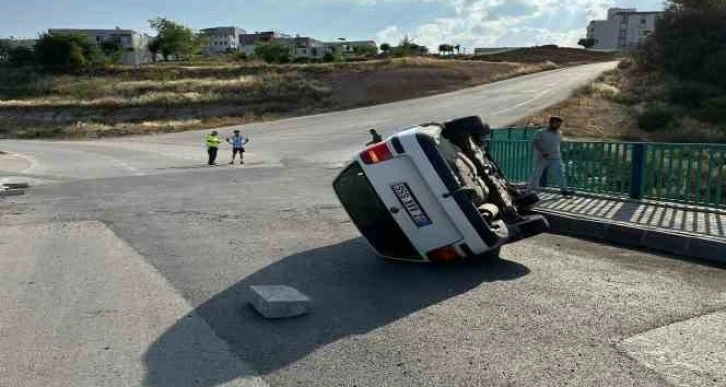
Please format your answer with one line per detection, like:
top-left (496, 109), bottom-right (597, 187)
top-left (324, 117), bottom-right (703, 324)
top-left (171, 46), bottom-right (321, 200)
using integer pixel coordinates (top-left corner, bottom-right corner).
top-left (333, 116), bottom-right (548, 263)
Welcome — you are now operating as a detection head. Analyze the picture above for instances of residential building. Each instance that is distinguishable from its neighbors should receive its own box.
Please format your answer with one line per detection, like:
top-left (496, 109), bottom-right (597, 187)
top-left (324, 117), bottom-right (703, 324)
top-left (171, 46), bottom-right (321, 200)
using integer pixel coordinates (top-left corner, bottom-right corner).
top-left (290, 36), bottom-right (327, 59)
top-left (47, 28), bottom-right (153, 65)
top-left (587, 8), bottom-right (662, 51)
top-left (239, 31), bottom-right (292, 56)
top-left (200, 26), bottom-right (246, 54)
top-left (324, 40), bottom-right (378, 57)
top-left (239, 31), bottom-right (377, 60)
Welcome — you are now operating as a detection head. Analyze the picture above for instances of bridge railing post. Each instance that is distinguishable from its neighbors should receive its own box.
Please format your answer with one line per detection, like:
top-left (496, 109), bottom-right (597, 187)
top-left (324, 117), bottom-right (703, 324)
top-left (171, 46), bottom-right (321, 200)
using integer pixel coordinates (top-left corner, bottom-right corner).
top-left (629, 143), bottom-right (646, 200)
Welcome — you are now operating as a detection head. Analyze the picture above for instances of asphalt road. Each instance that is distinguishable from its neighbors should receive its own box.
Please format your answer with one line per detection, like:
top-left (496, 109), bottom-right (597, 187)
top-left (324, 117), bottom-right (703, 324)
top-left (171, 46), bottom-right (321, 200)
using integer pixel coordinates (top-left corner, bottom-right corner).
top-left (2, 62), bottom-right (726, 387)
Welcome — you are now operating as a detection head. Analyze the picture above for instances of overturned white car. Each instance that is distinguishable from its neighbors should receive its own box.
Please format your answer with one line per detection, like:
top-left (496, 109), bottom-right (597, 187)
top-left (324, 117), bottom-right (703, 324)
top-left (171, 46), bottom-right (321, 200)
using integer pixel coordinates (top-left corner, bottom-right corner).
top-left (333, 116), bottom-right (548, 263)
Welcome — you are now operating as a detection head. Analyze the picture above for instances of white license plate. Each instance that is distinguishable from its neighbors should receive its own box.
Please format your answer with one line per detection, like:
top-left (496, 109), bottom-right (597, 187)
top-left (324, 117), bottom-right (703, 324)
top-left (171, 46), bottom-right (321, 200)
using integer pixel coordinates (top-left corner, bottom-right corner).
top-left (392, 183), bottom-right (432, 227)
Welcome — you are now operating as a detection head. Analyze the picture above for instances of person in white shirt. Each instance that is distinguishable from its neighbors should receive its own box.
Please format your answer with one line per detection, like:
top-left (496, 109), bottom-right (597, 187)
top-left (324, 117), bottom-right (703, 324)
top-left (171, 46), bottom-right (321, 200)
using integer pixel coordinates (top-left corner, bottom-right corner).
top-left (528, 117), bottom-right (573, 198)
top-left (226, 130), bottom-right (249, 165)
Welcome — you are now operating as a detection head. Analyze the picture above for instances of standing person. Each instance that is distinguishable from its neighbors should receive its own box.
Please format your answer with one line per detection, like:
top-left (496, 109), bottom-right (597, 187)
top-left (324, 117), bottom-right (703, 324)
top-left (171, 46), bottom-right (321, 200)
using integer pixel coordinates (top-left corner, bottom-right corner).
top-left (528, 117), bottom-right (573, 197)
top-left (205, 130), bottom-right (222, 166)
top-left (367, 129), bottom-right (383, 146)
top-left (226, 130), bottom-right (249, 165)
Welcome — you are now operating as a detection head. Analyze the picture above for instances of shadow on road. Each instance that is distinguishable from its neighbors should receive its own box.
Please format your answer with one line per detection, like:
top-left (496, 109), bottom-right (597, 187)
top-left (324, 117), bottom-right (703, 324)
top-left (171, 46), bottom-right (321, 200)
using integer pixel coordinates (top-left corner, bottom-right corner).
top-left (143, 238), bottom-right (530, 386)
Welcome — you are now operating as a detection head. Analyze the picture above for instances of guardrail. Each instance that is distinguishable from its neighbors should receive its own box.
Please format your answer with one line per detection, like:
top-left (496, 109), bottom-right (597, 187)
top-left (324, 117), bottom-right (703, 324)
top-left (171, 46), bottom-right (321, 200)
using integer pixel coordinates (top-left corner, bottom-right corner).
top-left (488, 136), bottom-right (726, 208)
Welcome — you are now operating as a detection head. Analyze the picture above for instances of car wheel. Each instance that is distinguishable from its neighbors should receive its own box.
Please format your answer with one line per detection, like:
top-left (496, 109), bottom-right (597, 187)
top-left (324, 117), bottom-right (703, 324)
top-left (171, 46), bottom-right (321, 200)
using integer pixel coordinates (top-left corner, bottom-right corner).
top-left (514, 191), bottom-right (540, 209)
top-left (444, 116), bottom-right (490, 136)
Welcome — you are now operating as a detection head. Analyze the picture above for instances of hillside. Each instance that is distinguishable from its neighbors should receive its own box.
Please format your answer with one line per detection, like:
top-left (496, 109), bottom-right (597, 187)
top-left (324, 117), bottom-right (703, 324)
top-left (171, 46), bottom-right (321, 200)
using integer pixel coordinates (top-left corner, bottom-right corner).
top-left (518, 61), bottom-right (726, 143)
top-left (0, 58), bottom-right (560, 138)
top-left (472, 46), bottom-right (619, 65)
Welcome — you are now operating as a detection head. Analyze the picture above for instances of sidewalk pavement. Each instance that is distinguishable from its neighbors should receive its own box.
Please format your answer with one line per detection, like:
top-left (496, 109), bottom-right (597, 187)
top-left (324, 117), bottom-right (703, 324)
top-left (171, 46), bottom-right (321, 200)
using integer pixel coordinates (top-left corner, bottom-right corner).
top-left (534, 192), bottom-right (726, 265)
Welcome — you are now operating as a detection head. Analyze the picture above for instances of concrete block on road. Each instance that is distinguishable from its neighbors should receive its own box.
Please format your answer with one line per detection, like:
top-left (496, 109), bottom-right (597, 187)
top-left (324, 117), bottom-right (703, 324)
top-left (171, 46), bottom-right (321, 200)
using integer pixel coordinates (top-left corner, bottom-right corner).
top-left (249, 285), bottom-right (311, 319)
top-left (0, 188), bottom-right (25, 197)
top-left (3, 182), bottom-right (29, 189)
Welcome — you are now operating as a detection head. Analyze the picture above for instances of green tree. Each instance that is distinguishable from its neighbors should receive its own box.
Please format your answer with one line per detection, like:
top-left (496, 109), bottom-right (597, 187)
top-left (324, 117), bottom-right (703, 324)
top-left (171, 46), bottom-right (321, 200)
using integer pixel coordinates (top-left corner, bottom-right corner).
top-left (100, 36), bottom-right (124, 64)
top-left (148, 38), bottom-right (161, 62)
top-left (34, 33), bottom-right (104, 73)
top-left (438, 44), bottom-right (454, 55)
top-left (640, 0), bottom-right (726, 87)
top-left (578, 38), bottom-right (596, 49)
top-left (254, 41), bottom-right (292, 63)
top-left (352, 44), bottom-right (377, 57)
top-left (380, 43), bottom-right (391, 54)
top-left (7, 46), bottom-right (36, 67)
top-left (392, 36), bottom-right (428, 57)
top-left (0, 40), bottom-right (10, 63)
top-left (148, 17), bottom-right (201, 61)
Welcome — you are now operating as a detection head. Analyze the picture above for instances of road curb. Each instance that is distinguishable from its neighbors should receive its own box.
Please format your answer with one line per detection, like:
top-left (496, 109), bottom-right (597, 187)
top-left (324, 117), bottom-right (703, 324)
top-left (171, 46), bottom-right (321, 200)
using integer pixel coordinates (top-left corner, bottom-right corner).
top-left (536, 209), bottom-right (726, 265)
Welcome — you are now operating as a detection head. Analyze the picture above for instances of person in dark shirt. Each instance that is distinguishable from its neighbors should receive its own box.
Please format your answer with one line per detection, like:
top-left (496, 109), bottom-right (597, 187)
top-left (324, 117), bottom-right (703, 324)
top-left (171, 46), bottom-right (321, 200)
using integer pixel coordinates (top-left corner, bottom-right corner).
top-left (367, 129), bottom-right (383, 146)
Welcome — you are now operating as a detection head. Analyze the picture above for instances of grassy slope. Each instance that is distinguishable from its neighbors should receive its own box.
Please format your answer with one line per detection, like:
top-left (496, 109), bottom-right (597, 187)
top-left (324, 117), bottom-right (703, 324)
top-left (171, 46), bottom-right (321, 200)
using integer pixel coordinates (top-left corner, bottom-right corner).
top-left (517, 62), bottom-right (726, 143)
top-left (0, 48), bottom-right (614, 139)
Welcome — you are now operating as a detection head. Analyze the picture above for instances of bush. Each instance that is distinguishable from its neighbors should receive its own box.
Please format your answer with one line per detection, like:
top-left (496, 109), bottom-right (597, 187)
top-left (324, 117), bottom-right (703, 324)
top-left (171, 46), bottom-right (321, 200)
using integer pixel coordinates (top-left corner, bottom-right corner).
top-left (639, 2), bottom-right (726, 86)
top-left (698, 97), bottom-right (726, 123)
top-left (34, 33), bottom-right (105, 73)
top-left (230, 52), bottom-right (248, 61)
top-left (617, 58), bottom-right (633, 70)
top-left (254, 42), bottom-right (291, 64)
top-left (668, 82), bottom-right (722, 108)
top-left (638, 104), bottom-right (676, 132)
top-left (323, 53), bottom-right (342, 63)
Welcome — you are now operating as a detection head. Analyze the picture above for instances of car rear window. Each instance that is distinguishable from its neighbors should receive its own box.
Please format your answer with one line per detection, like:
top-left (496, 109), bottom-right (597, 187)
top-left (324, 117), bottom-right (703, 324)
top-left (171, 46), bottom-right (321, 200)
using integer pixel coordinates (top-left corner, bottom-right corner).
top-left (333, 162), bottom-right (421, 260)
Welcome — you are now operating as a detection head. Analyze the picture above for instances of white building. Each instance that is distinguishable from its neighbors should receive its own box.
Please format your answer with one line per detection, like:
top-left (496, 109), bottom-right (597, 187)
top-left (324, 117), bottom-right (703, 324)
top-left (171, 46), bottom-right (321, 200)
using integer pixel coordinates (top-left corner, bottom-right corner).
top-left (239, 31), bottom-right (292, 56)
top-left (47, 28), bottom-right (153, 65)
top-left (239, 31), bottom-right (377, 60)
top-left (200, 26), bottom-right (246, 54)
top-left (324, 40), bottom-right (378, 57)
top-left (587, 8), bottom-right (662, 51)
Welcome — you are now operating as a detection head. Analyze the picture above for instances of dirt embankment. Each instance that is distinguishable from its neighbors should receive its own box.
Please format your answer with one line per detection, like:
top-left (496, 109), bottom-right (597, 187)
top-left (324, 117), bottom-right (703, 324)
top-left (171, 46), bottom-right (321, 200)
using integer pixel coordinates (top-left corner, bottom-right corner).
top-left (517, 60), bottom-right (726, 143)
top-left (0, 55), bottom-right (581, 139)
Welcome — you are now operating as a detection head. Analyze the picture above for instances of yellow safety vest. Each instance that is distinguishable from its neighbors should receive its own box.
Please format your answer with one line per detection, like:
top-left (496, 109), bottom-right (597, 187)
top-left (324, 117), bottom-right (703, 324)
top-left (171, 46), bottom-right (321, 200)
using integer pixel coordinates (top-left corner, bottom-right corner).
top-left (205, 134), bottom-right (221, 148)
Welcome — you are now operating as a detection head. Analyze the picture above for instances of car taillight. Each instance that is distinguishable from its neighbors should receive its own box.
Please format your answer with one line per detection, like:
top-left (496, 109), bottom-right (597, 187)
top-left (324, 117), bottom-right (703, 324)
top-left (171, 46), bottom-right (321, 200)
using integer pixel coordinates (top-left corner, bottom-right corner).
top-left (360, 143), bottom-right (393, 165)
top-left (426, 245), bottom-right (462, 262)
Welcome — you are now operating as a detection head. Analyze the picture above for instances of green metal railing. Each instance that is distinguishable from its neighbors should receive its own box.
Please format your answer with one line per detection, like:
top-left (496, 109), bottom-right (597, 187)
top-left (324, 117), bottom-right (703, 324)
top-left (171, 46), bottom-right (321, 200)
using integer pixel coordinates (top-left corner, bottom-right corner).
top-left (488, 126), bottom-right (542, 141)
top-left (489, 138), bottom-right (726, 208)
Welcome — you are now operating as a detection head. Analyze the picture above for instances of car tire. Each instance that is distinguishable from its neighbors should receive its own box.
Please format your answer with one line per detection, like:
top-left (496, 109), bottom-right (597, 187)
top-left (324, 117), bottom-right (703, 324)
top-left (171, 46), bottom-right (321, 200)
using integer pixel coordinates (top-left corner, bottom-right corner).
top-left (514, 192), bottom-right (540, 209)
top-left (444, 116), bottom-right (491, 136)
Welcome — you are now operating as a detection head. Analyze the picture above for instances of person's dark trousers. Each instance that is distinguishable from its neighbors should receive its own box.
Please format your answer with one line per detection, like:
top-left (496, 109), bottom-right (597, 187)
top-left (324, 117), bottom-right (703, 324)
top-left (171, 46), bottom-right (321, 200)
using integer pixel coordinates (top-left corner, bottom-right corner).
top-left (207, 147), bottom-right (218, 165)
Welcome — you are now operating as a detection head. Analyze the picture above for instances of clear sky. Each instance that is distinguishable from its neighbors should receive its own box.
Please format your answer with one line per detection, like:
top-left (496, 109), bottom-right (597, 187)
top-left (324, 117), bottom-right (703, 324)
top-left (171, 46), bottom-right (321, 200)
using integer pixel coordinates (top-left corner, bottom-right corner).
top-left (1, 0), bottom-right (664, 49)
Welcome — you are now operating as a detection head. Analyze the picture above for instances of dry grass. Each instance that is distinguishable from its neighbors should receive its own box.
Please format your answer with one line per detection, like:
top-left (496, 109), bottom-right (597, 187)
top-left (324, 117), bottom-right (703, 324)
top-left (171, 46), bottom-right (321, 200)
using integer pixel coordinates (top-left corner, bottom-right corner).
top-left (519, 66), bottom-right (726, 143)
top-left (0, 58), bottom-right (566, 139)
